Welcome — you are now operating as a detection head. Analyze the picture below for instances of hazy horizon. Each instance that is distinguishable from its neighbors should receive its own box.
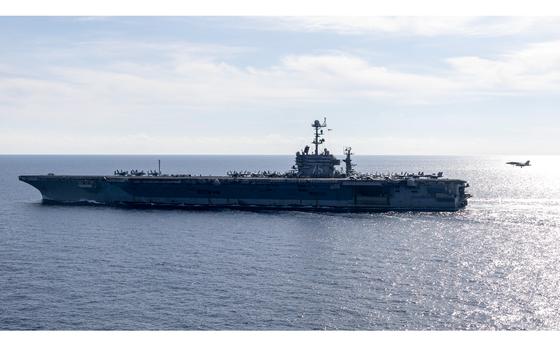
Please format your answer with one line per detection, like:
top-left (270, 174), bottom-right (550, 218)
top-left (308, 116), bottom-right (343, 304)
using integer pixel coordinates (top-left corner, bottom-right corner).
top-left (0, 153), bottom-right (552, 157)
top-left (2, 17), bottom-right (560, 155)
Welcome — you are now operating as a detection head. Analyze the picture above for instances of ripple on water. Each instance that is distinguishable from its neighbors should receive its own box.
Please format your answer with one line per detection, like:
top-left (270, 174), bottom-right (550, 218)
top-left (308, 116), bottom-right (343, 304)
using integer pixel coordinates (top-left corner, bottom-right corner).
top-left (1, 155), bottom-right (560, 329)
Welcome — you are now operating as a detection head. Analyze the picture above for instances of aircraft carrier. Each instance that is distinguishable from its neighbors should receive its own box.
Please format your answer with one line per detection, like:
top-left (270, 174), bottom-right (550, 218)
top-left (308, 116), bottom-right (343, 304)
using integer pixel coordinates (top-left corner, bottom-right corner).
top-left (19, 119), bottom-right (470, 212)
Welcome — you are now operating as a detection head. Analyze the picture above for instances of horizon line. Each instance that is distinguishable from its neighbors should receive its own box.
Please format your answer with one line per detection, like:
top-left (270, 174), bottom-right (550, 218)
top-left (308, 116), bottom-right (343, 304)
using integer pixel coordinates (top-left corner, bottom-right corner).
top-left (0, 153), bottom-right (553, 157)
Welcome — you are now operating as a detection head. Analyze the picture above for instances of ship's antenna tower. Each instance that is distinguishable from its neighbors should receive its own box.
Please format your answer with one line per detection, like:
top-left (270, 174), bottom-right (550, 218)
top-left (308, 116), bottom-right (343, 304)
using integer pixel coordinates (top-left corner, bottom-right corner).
top-left (311, 117), bottom-right (328, 155)
top-left (343, 147), bottom-right (355, 176)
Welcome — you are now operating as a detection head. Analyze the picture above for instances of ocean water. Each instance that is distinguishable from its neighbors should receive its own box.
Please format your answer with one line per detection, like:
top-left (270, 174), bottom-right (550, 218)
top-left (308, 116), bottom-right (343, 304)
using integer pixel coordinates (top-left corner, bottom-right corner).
top-left (1, 155), bottom-right (559, 330)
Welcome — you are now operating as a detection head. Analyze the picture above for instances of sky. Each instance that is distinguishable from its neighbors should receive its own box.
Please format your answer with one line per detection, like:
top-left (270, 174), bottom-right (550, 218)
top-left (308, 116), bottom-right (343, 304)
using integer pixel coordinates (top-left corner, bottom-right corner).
top-left (1, 16), bottom-right (560, 155)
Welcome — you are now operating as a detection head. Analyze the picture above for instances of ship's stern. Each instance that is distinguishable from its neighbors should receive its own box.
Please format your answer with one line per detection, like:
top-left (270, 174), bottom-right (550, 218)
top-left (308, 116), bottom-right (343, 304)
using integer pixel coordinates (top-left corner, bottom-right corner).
top-left (457, 180), bottom-right (470, 209)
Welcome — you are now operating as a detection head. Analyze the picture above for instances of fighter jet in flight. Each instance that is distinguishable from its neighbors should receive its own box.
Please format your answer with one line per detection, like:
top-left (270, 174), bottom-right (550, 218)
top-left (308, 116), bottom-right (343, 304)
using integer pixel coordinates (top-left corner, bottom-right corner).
top-left (506, 160), bottom-right (531, 168)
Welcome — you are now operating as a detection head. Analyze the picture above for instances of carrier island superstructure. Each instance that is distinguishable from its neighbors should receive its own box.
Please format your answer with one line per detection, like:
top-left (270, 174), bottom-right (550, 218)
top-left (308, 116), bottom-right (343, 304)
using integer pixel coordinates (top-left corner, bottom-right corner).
top-left (19, 119), bottom-right (470, 212)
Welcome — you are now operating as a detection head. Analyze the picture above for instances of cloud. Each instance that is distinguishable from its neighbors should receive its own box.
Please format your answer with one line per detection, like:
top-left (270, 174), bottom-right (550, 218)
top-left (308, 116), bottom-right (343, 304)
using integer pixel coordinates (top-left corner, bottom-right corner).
top-left (4, 37), bottom-right (560, 115)
top-left (0, 40), bottom-right (461, 115)
top-left (2, 36), bottom-right (560, 154)
top-left (3, 38), bottom-right (560, 128)
top-left (447, 40), bottom-right (560, 92)
top-left (259, 17), bottom-right (560, 37)
top-left (278, 54), bottom-right (458, 101)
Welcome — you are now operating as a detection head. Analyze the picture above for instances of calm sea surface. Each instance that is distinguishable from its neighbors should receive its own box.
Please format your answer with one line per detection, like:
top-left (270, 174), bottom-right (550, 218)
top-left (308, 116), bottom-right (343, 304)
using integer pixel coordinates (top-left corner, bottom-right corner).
top-left (1, 155), bottom-right (559, 330)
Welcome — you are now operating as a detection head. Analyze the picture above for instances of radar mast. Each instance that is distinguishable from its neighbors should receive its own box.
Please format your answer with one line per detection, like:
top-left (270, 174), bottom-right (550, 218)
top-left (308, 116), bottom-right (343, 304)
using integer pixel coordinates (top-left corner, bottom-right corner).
top-left (343, 147), bottom-right (355, 176)
top-left (311, 118), bottom-right (328, 155)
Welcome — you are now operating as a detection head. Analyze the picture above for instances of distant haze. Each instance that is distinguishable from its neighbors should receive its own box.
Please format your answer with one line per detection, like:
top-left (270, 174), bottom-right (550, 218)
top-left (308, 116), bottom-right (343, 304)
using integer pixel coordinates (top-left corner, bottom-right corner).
top-left (1, 17), bottom-right (559, 155)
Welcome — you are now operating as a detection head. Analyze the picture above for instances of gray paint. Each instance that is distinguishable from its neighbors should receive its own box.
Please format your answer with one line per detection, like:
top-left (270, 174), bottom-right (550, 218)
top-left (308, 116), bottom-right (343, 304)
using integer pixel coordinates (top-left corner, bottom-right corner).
top-left (18, 119), bottom-right (470, 212)
top-left (19, 175), bottom-right (469, 212)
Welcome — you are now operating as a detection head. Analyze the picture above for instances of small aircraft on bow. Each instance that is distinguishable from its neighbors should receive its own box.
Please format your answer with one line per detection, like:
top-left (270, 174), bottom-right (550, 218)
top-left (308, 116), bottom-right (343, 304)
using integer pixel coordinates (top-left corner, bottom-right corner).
top-left (506, 160), bottom-right (531, 168)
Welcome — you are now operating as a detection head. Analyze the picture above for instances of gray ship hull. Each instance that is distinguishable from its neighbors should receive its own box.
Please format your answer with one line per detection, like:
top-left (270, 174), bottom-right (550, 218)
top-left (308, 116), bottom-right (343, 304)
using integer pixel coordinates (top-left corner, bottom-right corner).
top-left (19, 175), bottom-right (469, 212)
